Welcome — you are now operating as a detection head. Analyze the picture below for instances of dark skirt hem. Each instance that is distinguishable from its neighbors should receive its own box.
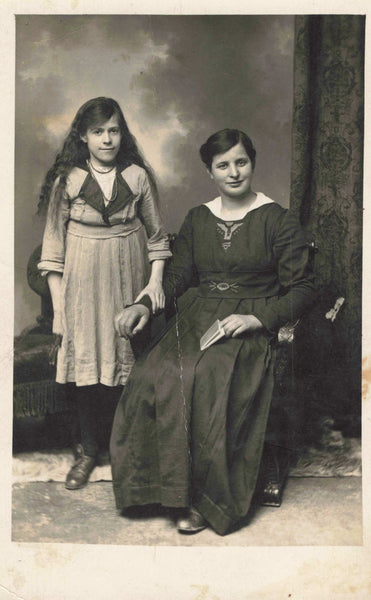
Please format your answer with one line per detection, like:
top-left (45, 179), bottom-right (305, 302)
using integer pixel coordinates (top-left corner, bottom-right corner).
top-left (113, 483), bottom-right (190, 511)
top-left (196, 492), bottom-right (238, 536)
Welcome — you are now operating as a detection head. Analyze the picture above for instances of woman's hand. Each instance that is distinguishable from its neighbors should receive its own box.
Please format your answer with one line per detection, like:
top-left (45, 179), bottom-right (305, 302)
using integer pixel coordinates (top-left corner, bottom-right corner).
top-left (115, 305), bottom-right (150, 339)
top-left (220, 314), bottom-right (263, 338)
top-left (135, 279), bottom-right (165, 314)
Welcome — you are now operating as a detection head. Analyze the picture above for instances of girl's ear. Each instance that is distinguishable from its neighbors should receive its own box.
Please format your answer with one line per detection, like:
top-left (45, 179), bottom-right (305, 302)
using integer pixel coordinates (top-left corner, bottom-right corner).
top-left (80, 134), bottom-right (87, 143)
top-left (207, 168), bottom-right (214, 180)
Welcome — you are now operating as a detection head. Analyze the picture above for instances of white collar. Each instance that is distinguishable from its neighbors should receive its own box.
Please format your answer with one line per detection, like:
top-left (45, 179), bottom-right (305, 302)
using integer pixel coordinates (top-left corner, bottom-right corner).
top-left (204, 192), bottom-right (275, 220)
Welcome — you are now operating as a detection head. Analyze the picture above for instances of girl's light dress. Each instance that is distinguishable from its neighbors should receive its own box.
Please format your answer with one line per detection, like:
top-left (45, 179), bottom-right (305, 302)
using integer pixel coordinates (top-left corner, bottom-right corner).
top-left (38, 162), bottom-right (171, 387)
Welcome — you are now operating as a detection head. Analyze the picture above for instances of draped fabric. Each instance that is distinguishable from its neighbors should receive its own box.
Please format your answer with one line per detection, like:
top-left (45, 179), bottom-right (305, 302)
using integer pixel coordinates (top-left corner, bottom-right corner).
top-left (290, 15), bottom-right (364, 439)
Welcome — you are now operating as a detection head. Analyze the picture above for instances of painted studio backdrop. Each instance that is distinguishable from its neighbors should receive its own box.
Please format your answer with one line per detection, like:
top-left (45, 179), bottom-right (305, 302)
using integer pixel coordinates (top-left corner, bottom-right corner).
top-left (15, 15), bottom-right (363, 445)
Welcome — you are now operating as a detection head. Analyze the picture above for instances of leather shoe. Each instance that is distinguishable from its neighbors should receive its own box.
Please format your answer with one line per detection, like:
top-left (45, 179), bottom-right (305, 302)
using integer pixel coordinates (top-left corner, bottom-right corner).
top-left (65, 447), bottom-right (96, 490)
top-left (258, 444), bottom-right (292, 507)
top-left (176, 507), bottom-right (207, 534)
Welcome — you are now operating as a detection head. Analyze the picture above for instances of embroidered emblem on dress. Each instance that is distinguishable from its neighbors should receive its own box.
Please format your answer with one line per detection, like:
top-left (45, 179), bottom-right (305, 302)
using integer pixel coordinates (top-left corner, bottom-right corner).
top-left (208, 281), bottom-right (240, 292)
top-left (216, 221), bottom-right (244, 251)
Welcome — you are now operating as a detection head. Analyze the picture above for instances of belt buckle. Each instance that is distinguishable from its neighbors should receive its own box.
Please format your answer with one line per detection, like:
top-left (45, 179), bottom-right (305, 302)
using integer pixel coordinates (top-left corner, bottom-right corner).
top-left (208, 281), bottom-right (239, 293)
top-left (216, 282), bottom-right (230, 291)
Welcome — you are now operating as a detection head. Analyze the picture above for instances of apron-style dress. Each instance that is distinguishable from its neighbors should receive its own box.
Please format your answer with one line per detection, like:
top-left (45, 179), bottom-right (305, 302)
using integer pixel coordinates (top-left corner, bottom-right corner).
top-left (38, 162), bottom-right (171, 387)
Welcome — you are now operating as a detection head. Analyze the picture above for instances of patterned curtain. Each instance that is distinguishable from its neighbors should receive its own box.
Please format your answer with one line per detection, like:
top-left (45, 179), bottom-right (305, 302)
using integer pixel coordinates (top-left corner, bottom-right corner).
top-left (290, 15), bottom-right (364, 441)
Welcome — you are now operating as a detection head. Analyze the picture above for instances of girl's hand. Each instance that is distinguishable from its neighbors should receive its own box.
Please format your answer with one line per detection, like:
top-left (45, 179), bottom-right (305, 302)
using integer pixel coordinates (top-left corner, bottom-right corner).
top-left (49, 310), bottom-right (63, 366)
top-left (52, 310), bottom-right (63, 336)
top-left (220, 314), bottom-right (263, 338)
top-left (49, 334), bottom-right (62, 367)
top-left (135, 280), bottom-right (165, 314)
top-left (115, 305), bottom-right (150, 339)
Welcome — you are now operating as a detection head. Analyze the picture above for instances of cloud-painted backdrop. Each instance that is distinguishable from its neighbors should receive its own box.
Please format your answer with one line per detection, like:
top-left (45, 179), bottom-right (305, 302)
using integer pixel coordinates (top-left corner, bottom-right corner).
top-left (15, 15), bottom-right (294, 334)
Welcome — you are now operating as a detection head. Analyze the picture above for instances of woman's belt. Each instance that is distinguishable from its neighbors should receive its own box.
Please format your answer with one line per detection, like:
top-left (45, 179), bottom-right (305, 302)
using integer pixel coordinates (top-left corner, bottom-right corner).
top-left (197, 279), bottom-right (281, 299)
top-left (67, 218), bottom-right (143, 239)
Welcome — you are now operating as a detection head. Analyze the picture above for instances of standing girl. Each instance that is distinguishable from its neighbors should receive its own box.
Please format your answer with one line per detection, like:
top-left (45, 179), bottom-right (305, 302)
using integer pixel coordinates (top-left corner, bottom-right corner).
top-left (38, 97), bottom-right (171, 490)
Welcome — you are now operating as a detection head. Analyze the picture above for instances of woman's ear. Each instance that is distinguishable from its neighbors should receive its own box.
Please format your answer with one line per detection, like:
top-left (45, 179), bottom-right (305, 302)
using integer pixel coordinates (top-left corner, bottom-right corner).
top-left (80, 134), bottom-right (87, 143)
top-left (207, 168), bottom-right (214, 180)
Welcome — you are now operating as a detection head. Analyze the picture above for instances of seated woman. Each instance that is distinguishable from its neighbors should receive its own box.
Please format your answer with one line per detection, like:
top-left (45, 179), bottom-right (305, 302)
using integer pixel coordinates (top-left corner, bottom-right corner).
top-left (110, 129), bottom-right (316, 536)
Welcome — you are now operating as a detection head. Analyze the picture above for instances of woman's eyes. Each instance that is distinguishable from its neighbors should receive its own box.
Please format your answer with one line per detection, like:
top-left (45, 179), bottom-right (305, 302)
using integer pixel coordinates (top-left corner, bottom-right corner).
top-left (217, 160), bottom-right (248, 169)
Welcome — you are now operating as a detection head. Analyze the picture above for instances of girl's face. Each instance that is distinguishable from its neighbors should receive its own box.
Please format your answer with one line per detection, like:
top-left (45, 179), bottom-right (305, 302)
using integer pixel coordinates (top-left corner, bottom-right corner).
top-left (209, 142), bottom-right (254, 201)
top-left (80, 114), bottom-right (121, 167)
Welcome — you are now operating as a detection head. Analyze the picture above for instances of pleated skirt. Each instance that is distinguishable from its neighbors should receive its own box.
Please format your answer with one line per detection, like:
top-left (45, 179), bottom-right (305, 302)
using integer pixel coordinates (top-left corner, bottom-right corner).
top-left (110, 294), bottom-right (276, 535)
top-left (56, 225), bottom-right (150, 387)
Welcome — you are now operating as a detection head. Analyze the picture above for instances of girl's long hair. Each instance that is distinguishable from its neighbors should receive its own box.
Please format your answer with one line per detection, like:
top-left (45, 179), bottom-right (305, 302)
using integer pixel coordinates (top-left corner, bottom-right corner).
top-left (38, 97), bottom-right (157, 216)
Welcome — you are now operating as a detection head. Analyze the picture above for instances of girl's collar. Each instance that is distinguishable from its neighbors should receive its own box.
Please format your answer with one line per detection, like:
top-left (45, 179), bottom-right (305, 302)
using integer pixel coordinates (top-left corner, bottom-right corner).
top-left (74, 162), bottom-right (135, 225)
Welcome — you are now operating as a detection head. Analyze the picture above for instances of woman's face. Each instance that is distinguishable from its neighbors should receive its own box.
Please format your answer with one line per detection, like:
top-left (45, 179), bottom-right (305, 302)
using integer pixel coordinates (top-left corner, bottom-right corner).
top-left (81, 113), bottom-right (121, 167)
top-left (209, 142), bottom-right (254, 200)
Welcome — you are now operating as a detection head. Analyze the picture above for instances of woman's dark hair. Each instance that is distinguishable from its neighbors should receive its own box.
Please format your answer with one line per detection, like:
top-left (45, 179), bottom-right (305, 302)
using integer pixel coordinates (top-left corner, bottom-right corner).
top-left (199, 129), bottom-right (256, 171)
top-left (38, 97), bottom-right (157, 216)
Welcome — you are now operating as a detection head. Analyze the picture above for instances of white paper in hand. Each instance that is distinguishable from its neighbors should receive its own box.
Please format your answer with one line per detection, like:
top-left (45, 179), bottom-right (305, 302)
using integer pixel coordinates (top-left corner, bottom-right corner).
top-left (200, 319), bottom-right (226, 351)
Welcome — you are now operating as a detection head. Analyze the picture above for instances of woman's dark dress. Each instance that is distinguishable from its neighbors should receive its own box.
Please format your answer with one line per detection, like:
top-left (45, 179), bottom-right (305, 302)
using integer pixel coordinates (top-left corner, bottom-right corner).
top-left (110, 200), bottom-right (316, 535)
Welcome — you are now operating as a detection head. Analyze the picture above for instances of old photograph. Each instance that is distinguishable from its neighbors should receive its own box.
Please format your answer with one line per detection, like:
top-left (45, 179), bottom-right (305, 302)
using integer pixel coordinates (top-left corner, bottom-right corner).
top-left (2, 6), bottom-right (369, 600)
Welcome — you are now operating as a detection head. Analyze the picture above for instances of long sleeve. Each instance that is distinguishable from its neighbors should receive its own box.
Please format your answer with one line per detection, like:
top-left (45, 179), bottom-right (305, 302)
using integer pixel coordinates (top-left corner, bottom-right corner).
top-left (251, 210), bottom-right (317, 334)
top-left (139, 209), bottom-right (197, 312)
top-left (37, 178), bottom-right (70, 275)
top-left (138, 171), bottom-right (171, 262)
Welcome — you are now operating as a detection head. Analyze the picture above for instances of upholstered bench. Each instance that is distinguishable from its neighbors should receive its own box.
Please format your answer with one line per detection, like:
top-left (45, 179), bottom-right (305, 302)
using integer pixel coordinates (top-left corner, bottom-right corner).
top-left (13, 246), bottom-right (78, 452)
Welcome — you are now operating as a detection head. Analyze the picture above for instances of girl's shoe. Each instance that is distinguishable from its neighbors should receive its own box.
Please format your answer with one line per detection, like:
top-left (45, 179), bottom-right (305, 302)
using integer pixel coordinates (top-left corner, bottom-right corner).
top-left (176, 507), bottom-right (207, 534)
top-left (65, 445), bottom-right (96, 490)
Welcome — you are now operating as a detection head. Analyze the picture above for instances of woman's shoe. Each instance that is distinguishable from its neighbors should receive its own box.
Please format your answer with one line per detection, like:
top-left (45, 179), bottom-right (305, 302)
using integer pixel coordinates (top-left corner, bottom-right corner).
top-left (258, 444), bottom-right (292, 507)
top-left (65, 446), bottom-right (96, 490)
top-left (176, 507), bottom-right (207, 534)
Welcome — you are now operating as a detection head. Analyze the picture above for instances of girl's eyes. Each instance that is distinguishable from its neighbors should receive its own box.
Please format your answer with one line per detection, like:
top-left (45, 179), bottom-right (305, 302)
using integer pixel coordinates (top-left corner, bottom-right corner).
top-left (90, 128), bottom-right (120, 135)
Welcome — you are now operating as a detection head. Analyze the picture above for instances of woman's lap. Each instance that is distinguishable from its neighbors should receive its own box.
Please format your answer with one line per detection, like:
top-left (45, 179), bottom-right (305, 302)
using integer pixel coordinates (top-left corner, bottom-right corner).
top-left (110, 314), bottom-right (275, 533)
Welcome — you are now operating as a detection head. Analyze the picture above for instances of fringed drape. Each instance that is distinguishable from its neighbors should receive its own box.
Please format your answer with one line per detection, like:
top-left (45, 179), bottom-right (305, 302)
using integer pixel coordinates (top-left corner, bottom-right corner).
top-left (290, 15), bottom-right (364, 439)
top-left (13, 381), bottom-right (74, 418)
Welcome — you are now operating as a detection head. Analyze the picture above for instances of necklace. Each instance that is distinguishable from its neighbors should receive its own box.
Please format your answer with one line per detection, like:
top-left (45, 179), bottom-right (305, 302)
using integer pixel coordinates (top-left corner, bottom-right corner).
top-left (88, 162), bottom-right (118, 205)
top-left (88, 159), bottom-right (116, 174)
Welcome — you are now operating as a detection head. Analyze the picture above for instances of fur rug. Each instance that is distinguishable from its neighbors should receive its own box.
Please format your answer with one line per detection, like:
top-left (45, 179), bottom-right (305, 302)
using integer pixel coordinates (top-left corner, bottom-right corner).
top-left (13, 436), bottom-right (361, 483)
top-left (13, 449), bottom-right (112, 483)
top-left (290, 437), bottom-right (361, 477)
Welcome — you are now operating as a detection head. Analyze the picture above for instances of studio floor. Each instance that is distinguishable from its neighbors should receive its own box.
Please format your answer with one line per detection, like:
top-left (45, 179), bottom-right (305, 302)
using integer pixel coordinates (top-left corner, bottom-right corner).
top-left (12, 476), bottom-right (362, 546)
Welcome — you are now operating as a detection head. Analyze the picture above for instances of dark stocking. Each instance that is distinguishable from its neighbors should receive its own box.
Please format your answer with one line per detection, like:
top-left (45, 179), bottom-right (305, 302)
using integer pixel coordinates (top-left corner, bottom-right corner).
top-left (97, 384), bottom-right (123, 452)
top-left (75, 384), bottom-right (123, 457)
top-left (75, 385), bottom-right (100, 458)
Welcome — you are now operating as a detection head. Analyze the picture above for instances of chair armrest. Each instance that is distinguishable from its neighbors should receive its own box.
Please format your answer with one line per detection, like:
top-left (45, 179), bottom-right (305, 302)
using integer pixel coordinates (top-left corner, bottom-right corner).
top-left (277, 321), bottom-right (300, 344)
